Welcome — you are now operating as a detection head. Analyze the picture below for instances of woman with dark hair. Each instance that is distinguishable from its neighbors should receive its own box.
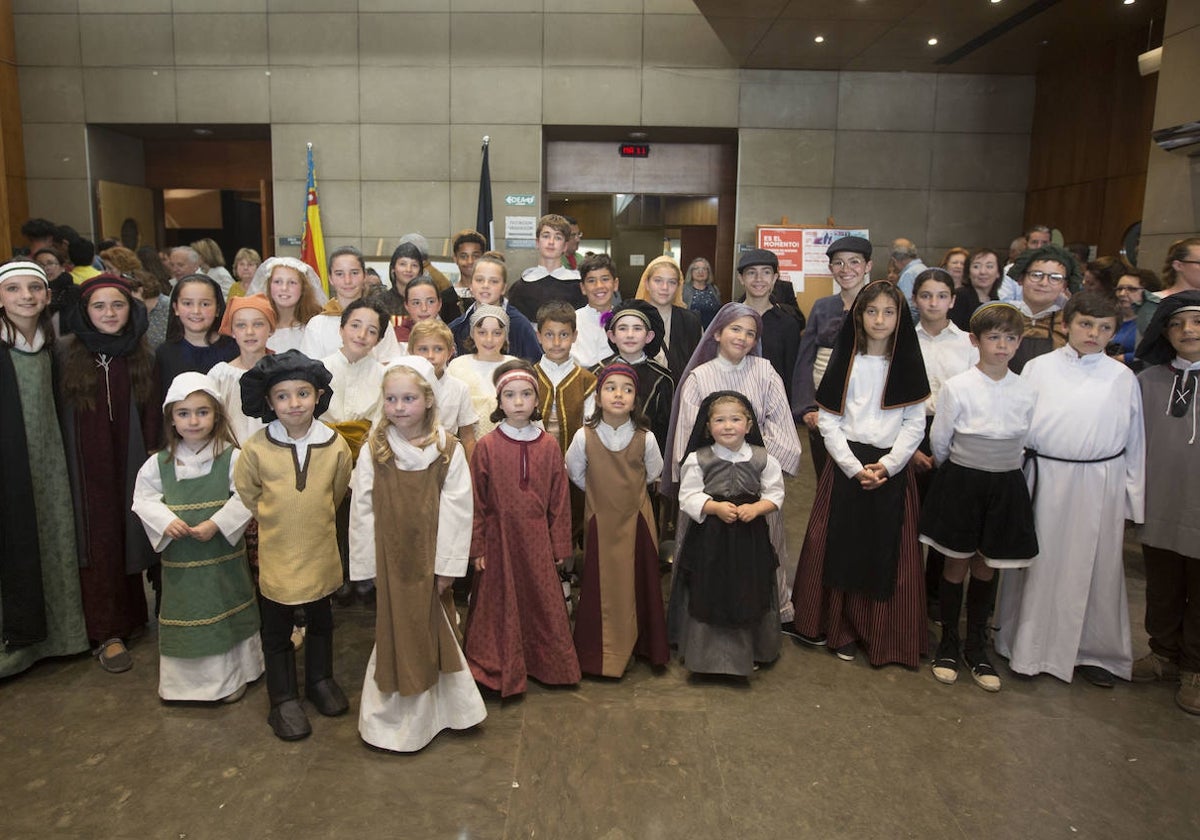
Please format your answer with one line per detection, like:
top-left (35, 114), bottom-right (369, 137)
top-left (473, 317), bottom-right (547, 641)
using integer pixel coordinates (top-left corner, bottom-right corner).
top-left (58, 274), bottom-right (161, 673)
top-left (948, 249), bottom-right (1004, 332)
top-left (154, 273), bottom-right (238, 394)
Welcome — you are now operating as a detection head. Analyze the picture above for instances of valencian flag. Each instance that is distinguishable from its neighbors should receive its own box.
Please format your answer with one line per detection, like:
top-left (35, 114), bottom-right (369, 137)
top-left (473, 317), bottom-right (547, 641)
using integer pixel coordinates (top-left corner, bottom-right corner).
top-left (476, 136), bottom-right (494, 249)
top-left (301, 143), bottom-right (329, 294)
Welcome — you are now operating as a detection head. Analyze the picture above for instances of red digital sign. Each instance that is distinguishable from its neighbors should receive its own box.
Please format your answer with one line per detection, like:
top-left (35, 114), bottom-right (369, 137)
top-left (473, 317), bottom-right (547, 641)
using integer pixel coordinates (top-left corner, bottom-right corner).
top-left (619, 144), bottom-right (650, 158)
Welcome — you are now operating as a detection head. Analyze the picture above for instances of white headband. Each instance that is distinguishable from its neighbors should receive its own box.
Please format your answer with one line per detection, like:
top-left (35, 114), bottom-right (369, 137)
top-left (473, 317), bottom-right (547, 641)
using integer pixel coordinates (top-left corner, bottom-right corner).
top-left (0, 260), bottom-right (49, 289)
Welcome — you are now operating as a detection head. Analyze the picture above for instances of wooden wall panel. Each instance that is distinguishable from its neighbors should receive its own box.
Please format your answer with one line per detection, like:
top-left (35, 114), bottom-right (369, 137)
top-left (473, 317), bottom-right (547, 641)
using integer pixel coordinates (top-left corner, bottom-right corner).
top-left (0, 0), bottom-right (26, 254)
top-left (144, 139), bottom-right (272, 191)
top-left (1025, 26), bottom-right (1158, 255)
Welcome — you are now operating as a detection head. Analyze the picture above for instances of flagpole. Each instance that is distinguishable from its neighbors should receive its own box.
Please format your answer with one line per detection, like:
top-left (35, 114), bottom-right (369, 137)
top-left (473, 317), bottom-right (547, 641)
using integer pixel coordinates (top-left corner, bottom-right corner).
top-left (476, 135), bottom-right (494, 250)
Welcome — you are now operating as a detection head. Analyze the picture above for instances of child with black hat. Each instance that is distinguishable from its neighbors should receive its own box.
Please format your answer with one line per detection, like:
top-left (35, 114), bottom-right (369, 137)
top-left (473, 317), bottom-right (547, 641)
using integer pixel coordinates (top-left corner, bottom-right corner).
top-left (736, 248), bottom-right (803, 401)
top-left (234, 349), bottom-right (354, 740)
top-left (593, 299), bottom-right (675, 451)
top-left (1132, 290), bottom-right (1200, 714)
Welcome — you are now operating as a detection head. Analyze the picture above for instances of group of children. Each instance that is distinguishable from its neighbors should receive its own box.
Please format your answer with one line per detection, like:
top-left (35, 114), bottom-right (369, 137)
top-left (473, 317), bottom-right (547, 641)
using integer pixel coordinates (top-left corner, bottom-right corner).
top-left (3, 225), bottom-right (1198, 759)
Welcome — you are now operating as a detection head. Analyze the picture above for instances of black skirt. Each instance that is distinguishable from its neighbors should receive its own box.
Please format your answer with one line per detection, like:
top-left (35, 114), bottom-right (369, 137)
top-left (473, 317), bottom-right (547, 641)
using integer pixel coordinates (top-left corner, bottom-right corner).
top-left (918, 461), bottom-right (1038, 563)
top-left (676, 493), bottom-right (777, 628)
top-left (823, 442), bottom-right (907, 601)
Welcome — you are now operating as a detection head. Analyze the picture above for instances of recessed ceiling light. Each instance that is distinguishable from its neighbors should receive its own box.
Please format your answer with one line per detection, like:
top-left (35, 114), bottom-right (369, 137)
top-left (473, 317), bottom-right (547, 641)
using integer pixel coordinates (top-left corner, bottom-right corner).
top-left (1123, 0), bottom-right (1135, 5)
top-left (193, 128), bottom-right (214, 136)
top-left (814, 35), bottom-right (825, 43)
top-left (927, 37), bottom-right (939, 46)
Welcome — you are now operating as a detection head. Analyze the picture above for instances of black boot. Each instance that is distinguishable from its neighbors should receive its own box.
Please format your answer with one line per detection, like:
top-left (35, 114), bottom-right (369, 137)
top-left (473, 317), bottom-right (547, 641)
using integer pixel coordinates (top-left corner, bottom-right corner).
top-left (963, 575), bottom-right (1001, 692)
top-left (266, 651), bottom-right (311, 741)
top-left (304, 629), bottom-right (349, 717)
top-left (931, 578), bottom-right (963, 684)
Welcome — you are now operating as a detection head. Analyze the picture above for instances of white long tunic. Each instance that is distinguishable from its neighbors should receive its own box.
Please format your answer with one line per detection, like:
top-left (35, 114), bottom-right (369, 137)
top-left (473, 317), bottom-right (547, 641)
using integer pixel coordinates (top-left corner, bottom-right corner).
top-left (131, 442), bottom-right (262, 701)
top-left (267, 323), bottom-right (305, 354)
top-left (348, 427), bottom-right (485, 752)
top-left (320, 351), bottom-right (383, 424)
top-left (994, 346), bottom-right (1146, 682)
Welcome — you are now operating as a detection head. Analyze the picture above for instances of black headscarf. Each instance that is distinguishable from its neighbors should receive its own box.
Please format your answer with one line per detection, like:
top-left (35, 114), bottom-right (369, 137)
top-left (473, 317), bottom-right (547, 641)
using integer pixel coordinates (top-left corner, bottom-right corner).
top-left (65, 274), bottom-right (149, 357)
top-left (680, 390), bottom-right (766, 462)
top-left (239, 349), bottom-right (334, 421)
top-left (815, 280), bottom-right (929, 415)
top-left (603, 298), bottom-right (666, 359)
top-left (1136, 290), bottom-right (1200, 367)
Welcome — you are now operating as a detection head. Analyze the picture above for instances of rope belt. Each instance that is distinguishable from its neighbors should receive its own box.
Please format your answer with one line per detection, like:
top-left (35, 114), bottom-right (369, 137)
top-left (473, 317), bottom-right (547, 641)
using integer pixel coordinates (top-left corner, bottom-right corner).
top-left (1022, 447), bottom-right (1125, 505)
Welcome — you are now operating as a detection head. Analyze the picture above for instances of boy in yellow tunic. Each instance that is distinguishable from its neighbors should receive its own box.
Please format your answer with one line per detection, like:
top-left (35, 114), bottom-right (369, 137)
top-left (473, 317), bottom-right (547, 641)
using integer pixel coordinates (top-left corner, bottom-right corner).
top-left (235, 350), bottom-right (353, 741)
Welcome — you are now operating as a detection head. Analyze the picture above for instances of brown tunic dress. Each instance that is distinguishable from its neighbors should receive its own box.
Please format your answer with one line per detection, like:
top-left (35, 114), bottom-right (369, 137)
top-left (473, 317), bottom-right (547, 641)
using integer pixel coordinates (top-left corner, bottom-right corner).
top-left (573, 427), bottom-right (669, 677)
top-left (372, 440), bottom-right (464, 697)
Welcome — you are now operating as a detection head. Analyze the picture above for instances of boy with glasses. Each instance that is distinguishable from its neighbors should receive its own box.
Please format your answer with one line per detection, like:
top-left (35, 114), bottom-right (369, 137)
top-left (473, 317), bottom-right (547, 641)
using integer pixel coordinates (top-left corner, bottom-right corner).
top-left (1006, 244), bottom-right (1079, 373)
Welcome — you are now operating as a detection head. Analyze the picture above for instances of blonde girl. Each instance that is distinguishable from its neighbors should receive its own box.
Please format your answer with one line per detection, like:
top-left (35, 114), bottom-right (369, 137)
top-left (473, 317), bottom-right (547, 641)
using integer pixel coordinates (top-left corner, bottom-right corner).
top-left (348, 357), bottom-right (485, 751)
top-left (132, 372), bottom-right (261, 702)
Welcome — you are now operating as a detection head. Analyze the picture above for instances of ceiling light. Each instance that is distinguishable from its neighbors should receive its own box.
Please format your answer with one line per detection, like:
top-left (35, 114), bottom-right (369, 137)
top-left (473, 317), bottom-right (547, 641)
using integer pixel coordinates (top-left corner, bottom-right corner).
top-left (1123, 0), bottom-right (1135, 5)
top-left (814, 35), bottom-right (825, 43)
top-left (927, 37), bottom-right (939, 46)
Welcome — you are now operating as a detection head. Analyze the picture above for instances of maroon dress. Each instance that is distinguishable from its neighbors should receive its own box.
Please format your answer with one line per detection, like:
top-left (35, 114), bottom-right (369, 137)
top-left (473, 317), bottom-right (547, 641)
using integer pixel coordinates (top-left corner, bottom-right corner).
top-left (465, 427), bottom-right (580, 696)
top-left (62, 348), bottom-right (160, 643)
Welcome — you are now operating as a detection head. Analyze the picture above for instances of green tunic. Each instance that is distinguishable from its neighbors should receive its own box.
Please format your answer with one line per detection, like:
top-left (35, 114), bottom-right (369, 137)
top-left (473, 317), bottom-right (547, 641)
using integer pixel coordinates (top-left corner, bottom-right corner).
top-left (0, 347), bottom-right (88, 678)
top-left (157, 448), bottom-right (260, 659)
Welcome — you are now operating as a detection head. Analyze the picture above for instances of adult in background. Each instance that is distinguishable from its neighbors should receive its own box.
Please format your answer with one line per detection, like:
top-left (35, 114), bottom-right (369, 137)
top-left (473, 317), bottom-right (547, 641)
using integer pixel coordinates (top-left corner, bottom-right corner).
top-left (1112, 268), bottom-right (1159, 367)
top-left (230, 248), bottom-right (262, 299)
top-left (1007, 243), bottom-right (1079, 373)
top-left (1138, 237), bottom-right (1200, 337)
top-left (681, 257), bottom-right (721, 328)
top-left (191, 238), bottom-right (236, 299)
top-left (939, 247), bottom-right (970, 288)
top-left (168, 246), bottom-right (203, 288)
top-left (892, 238), bottom-right (927, 299)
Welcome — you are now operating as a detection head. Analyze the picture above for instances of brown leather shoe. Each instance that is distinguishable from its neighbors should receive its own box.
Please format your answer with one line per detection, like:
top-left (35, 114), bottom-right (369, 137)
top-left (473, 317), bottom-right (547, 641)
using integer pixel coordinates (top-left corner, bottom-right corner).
top-left (1177, 672), bottom-right (1200, 715)
top-left (96, 638), bottom-right (132, 674)
top-left (1131, 651), bottom-right (1180, 683)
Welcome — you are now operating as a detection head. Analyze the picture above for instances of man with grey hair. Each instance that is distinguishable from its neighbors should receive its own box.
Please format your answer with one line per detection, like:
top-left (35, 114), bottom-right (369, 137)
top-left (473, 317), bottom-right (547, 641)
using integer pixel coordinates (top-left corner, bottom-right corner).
top-left (167, 246), bottom-right (202, 286)
top-left (892, 238), bottom-right (927, 299)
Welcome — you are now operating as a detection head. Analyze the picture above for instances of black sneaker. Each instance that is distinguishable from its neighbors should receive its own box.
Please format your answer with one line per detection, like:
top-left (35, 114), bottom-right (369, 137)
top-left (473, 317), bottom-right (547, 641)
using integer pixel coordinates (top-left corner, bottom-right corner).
top-left (792, 628), bottom-right (827, 647)
top-left (1076, 664), bottom-right (1114, 688)
top-left (931, 636), bottom-right (960, 685)
top-left (963, 647), bottom-right (1000, 692)
top-left (834, 642), bottom-right (856, 662)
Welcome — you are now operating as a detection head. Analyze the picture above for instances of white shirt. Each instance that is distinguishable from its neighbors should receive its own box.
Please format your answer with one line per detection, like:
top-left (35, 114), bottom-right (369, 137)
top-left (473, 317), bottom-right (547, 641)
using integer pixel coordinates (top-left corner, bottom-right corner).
top-left (916, 321), bottom-right (978, 414)
top-left (433, 372), bottom-right (479, 432)
top-left (266, 417), bottom-right (335, 469)
top-left (677, 443), bottom-right (785, 523)
top-left (929, 366), bottom-right (1037, 465)
top-left (208, 361), bottom-right (266, 446)
top-left (564, 420), bottom-right (663, 490)
top-left (267, 324), bottom-right (305, 354)
top-left (348, 426), bottom-right (473, 581)
top-left (132, 441), bottom-right (252, 552)
top-left (571, 305), bottom-right (614, 368)
top-left (817, 354), bottom-right (926, 478)
top-left (321, 351), bottom-right (384, 424)
top-left (498, 421), bottom-right (542, 440)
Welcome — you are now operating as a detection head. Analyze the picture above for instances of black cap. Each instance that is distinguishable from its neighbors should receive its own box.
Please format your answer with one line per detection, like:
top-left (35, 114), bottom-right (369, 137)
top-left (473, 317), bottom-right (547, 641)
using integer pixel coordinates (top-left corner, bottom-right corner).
top-left (826, 236), bottom-right (871, 260)
top-left (737, 248), bottom-right (779, 273)
top-left (239, 349), bottom-right (334, 422)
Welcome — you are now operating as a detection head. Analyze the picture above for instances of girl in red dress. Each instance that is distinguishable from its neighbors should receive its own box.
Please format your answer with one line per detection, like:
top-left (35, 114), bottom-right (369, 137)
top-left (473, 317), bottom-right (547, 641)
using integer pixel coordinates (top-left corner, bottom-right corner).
top-left (464, 359), bottom-right (580, 696)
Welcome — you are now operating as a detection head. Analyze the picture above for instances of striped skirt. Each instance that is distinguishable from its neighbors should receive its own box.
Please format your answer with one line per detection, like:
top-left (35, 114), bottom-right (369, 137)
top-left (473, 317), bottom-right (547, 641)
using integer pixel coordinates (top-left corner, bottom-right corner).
top-left (790, 461), bottom-right (928, 668)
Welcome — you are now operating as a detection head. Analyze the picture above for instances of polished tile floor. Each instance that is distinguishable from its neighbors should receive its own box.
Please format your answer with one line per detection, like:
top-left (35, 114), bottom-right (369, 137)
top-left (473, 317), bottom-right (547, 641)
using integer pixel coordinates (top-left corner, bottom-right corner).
top-left (2, 471), bottom-right (1198, 839)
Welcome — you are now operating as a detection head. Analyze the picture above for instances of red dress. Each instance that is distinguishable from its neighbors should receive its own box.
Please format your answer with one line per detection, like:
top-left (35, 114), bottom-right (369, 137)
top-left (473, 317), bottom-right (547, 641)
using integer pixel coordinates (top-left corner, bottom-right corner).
top-left (464, 427), bottom-right (580, 696)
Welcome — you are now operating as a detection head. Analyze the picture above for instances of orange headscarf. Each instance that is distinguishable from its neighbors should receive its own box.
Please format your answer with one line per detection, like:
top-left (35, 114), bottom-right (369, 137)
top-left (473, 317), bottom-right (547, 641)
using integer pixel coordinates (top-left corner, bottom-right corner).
top-left (219, 293), bottom-right (277, 337)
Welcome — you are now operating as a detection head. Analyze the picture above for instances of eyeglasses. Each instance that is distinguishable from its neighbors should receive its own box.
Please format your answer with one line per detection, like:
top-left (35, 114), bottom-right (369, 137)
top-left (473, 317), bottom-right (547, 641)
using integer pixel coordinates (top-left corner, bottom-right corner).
top-left (829, 258), bottom-right (866, 270)
top-left (1024, 270), bottom-right (1065, 284)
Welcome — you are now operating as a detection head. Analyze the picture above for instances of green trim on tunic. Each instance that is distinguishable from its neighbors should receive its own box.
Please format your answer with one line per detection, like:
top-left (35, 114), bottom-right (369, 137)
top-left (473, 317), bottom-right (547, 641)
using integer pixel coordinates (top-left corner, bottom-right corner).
top-left (157, 448), bottom-right (260, 659)
top-left (0, 348), bottom-right (88, 678)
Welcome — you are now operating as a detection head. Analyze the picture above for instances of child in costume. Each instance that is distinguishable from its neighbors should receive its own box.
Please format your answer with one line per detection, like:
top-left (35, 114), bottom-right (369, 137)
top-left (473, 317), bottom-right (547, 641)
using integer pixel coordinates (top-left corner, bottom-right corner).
top-left (571, 253), bottom-right (620, 368)
top-left (392, 275), bottom-right (442, 346)
top-left (300, 246), bottom-right (401, 363)
top-left (464, 360), bottom-right (580, 696)
top-left (669, 391), bottom-right (784, 677)
top-left (594, 299), bottom-right (674, 458)
top-left (995, 291), bottom-right (1145, 687)
top-left (0, 261), bottom-right (88, 679)
top-left (235, 350), bottom-right (353, 740)
top-left (132, 372), bottom-right (261, 702)
top-left (243, 257), bottom-right (327, 354)
top-left (445, 305), bottom-right (516, 440)
top-left (634, 255), bottom-right (703, 384)
top-left (321, 299), bottom-right (388, 607)
top-left (59, 274), bottom-right (161, 673)
top-left (507, 214), bottom-right (586, 323)
top-left (565, 362), bottom-right (668, 677)
top-left (208, 294), bottom-right (275, 446)
top-left (1132, 291), bottom-right (1200, 714)
top-left (154, 272), bottom-right (237, 394)
top-left (790, 281), bottom-right (931, 666)
top-left (535, 301), bottom-right (597, 455)
top-left (919, 303), bottom-right (1038, 691)
top-left (408, 318), bottom-right (479, 460)
top-left (664, 302), bottom-right (802, 625)
top-left (349, 357), bottom-right (486, 751)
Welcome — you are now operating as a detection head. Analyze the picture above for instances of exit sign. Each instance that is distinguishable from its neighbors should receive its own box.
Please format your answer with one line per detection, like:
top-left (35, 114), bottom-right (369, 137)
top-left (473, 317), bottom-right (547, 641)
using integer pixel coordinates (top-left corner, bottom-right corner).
top-left (619, 143), bottom-right (650, 158)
